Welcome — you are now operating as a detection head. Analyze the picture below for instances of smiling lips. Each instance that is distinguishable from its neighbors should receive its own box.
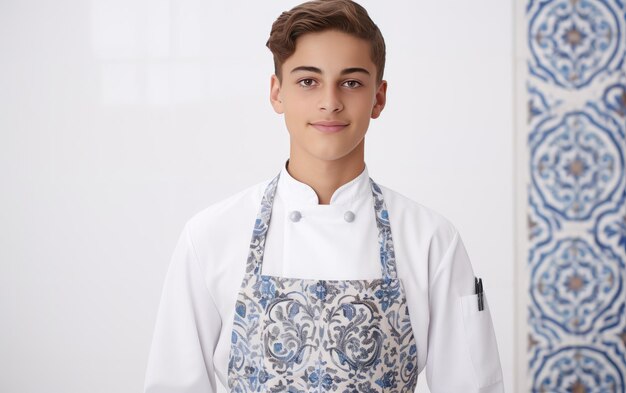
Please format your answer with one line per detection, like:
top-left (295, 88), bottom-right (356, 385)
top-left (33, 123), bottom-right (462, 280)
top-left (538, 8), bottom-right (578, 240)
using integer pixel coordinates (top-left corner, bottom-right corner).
top-left (310, 121), bottom-right (349, 133)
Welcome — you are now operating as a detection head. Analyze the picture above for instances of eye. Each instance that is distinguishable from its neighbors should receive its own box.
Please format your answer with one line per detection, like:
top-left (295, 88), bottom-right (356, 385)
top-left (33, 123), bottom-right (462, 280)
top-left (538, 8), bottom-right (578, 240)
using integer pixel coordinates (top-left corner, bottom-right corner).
top-left (343, 80), bottom-right (363, 89)
top-left (298, 78), bottom-right (317, 88)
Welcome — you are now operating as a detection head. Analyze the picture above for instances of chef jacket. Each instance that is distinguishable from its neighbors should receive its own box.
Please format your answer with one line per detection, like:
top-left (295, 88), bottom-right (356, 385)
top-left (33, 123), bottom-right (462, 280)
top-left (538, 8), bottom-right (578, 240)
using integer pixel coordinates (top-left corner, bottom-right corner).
top-left (144, 160), bottom-right (505, 393)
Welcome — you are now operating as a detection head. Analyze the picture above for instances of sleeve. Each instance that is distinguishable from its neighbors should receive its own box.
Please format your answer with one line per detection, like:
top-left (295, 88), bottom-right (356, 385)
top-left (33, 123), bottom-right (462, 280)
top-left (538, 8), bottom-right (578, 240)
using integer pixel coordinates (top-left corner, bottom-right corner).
top-left (144, 222), bottom-right (222, 393)
top-left (425, 230), bottom-right (504, 392)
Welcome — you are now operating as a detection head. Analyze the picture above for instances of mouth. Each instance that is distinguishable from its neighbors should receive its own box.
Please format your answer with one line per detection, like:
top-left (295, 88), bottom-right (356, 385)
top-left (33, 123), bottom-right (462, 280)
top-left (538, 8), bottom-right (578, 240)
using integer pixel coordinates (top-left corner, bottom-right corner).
top-left (309, 121), bottom-right (349, 133)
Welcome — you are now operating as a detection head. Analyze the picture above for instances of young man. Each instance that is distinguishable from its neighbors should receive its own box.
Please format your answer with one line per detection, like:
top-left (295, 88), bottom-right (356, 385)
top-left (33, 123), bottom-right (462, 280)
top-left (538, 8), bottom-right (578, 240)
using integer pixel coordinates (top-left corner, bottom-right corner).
top-left (144, 1), bottom-right (504, 392)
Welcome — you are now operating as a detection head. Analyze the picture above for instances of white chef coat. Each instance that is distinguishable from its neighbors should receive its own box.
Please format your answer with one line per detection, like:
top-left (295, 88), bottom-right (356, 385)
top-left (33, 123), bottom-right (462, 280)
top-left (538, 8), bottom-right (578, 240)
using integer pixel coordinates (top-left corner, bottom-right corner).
top-left (144, 159), bottom-right (504, 393)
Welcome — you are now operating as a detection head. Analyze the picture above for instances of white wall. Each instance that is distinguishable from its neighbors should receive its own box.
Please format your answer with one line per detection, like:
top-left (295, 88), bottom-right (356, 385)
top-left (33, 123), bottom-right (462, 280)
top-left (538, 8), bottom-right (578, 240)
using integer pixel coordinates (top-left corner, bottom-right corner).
top-left (0, 1), bottom-right (514, 392)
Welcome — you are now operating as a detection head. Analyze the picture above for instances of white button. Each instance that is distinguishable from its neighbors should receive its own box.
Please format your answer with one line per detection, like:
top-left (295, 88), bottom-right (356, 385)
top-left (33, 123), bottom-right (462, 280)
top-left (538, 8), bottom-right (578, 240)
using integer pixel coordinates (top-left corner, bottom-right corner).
top-left (289, 210), bottom-right (302, 222)
top-left (344, 211), bottom-right (355, 222)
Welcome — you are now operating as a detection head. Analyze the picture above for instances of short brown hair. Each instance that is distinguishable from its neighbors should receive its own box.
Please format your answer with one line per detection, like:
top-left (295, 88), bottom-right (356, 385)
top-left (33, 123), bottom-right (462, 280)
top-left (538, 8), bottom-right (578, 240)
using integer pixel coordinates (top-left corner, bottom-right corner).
top-left (266, 0), bottom-right (386, 85)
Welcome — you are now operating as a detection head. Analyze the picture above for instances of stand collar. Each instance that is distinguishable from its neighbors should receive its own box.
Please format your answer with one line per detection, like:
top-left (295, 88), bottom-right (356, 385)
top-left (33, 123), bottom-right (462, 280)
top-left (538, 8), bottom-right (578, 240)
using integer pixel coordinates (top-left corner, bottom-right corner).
top-left (276, 158), bottom-right (371, 206)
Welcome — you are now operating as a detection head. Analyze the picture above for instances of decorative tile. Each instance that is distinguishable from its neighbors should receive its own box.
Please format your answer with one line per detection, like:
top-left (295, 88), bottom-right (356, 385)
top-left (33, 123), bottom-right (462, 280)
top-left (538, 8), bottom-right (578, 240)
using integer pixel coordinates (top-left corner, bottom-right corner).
top-left (528, 0), bottom-right (625, 89)
top-left (524, 0), bottom-right (626, 390)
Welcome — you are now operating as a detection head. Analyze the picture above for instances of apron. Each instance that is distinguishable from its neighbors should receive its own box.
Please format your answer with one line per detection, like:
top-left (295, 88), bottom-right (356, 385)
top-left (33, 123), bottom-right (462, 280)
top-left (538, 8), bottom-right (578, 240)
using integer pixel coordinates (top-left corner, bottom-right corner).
top-left (228, 171), bottom-right (418, 393)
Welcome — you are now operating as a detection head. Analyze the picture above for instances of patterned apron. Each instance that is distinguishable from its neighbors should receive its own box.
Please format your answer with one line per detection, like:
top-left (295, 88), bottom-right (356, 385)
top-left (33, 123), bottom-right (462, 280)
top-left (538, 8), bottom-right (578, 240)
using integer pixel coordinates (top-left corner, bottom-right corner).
top-left (228, 172), bottom-right (418, 393)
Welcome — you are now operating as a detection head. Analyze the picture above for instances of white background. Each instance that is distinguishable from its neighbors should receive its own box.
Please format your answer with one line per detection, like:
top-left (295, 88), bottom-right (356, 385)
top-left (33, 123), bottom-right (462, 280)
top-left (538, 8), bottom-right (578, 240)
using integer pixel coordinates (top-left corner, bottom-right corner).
top-left (0, 1), bottom-right (515, 392)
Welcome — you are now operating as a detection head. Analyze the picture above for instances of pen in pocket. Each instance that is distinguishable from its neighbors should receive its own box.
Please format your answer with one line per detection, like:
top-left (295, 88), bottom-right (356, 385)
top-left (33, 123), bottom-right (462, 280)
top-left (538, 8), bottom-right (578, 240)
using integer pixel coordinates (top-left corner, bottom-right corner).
top-left (474, 276), bottom-right (484, 311)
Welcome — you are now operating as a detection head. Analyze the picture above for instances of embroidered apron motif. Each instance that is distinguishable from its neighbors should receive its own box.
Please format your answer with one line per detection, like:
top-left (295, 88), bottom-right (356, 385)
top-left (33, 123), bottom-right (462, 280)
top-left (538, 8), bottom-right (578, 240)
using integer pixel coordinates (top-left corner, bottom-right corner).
top-left (227, 172), bottom-right (418, 392)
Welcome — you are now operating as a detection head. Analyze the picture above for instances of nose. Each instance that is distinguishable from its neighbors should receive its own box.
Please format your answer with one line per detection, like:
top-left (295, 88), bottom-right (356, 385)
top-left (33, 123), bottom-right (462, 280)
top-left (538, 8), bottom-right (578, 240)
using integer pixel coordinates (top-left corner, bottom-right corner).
top-left (318, 85), bottom-right (343, 112)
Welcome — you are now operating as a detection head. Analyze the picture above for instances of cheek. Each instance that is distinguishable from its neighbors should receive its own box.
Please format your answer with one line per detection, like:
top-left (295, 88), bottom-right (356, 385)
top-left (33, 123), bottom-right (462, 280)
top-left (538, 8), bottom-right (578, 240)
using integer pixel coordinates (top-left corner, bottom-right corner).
top-left (354, 91), bottom-right (376, 105)
top-left (284, 99), bottom-right (309, 117)
top-left (354, 97), bottom-right (376, 115)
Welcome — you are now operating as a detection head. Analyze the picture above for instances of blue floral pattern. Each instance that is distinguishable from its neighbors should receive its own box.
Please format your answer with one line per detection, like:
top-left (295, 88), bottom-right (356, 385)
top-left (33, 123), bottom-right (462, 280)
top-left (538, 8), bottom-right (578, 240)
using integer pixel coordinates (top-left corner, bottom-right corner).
top-left (525, 0), bottom-right (626, 388)
top-left (228, 172), bottom-right (418, 392)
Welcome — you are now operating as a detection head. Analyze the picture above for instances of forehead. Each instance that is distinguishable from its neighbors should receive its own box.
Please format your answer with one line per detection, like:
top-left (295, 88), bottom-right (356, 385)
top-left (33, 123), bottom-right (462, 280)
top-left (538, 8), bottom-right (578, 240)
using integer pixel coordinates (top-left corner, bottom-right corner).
top-left (285, 29), bottom-right (375, 73)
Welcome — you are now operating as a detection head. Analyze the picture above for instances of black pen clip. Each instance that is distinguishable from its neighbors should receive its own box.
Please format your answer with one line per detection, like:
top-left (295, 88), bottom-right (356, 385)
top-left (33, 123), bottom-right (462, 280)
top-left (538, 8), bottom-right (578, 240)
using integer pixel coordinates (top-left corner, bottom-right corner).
top-left (474, 277), bottom-right (484, 311)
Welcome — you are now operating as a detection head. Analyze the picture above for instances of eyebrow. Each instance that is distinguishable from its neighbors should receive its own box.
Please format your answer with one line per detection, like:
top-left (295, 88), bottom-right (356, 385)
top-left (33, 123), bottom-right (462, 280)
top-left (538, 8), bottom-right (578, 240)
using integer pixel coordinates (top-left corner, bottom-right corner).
top-left (290, 66), bottom-right (371, 76)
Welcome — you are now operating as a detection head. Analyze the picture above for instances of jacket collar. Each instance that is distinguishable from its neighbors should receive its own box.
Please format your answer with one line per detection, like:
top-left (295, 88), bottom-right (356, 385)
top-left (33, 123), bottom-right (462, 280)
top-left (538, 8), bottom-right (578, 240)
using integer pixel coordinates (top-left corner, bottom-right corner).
top-left (276, 158), bottom-right (371, 206)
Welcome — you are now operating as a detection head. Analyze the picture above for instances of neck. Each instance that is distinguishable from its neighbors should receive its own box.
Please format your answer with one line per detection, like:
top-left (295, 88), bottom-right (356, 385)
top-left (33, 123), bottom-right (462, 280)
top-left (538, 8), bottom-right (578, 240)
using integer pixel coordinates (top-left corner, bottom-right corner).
top-left (286, 142), bottom-right (366, 205)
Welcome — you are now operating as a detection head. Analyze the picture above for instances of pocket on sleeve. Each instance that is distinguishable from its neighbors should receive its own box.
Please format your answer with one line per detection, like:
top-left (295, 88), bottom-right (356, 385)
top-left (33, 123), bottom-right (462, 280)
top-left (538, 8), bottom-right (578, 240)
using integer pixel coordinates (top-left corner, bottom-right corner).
top-left (460, 292), bottom-right (503, 388)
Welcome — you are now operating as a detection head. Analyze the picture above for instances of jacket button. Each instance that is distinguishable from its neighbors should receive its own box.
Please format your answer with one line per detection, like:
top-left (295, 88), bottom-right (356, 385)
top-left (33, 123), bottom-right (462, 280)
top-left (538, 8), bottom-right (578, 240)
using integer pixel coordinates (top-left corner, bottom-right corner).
top-left (344, 211), bottom-right (355, 222)
top-left (289, 210), bottom-right (302, 222)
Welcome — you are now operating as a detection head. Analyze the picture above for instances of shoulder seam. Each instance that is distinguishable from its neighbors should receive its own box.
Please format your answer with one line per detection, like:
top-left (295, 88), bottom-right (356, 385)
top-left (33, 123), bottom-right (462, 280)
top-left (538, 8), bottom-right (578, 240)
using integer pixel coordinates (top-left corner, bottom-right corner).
top-left (428, 229), bottom-right (460, 297)
top-left (183, 221), bottom-right (222, 320)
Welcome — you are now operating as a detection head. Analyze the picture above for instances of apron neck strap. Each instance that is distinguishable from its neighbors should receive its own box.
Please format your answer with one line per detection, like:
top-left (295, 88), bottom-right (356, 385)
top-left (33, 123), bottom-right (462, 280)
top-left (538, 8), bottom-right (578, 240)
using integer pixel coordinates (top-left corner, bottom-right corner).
top-left (246, 171), bottom-right (398, 280)
top-left (370, 178), bottom-right (398, 280)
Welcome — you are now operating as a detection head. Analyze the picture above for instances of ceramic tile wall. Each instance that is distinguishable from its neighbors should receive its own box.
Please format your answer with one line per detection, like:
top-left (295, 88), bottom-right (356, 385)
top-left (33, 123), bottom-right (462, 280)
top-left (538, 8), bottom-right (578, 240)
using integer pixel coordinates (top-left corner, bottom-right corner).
top-left (521, 0), bottom-right (626, 390)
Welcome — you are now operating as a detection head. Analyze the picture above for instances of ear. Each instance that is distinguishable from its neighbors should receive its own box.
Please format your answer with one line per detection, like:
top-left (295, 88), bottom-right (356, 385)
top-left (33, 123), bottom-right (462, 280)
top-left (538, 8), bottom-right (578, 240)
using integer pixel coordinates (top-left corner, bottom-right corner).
top-left (269, 74), bottom-right (284, 114)
top-left (371, 80), bottom-right (387, 119)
